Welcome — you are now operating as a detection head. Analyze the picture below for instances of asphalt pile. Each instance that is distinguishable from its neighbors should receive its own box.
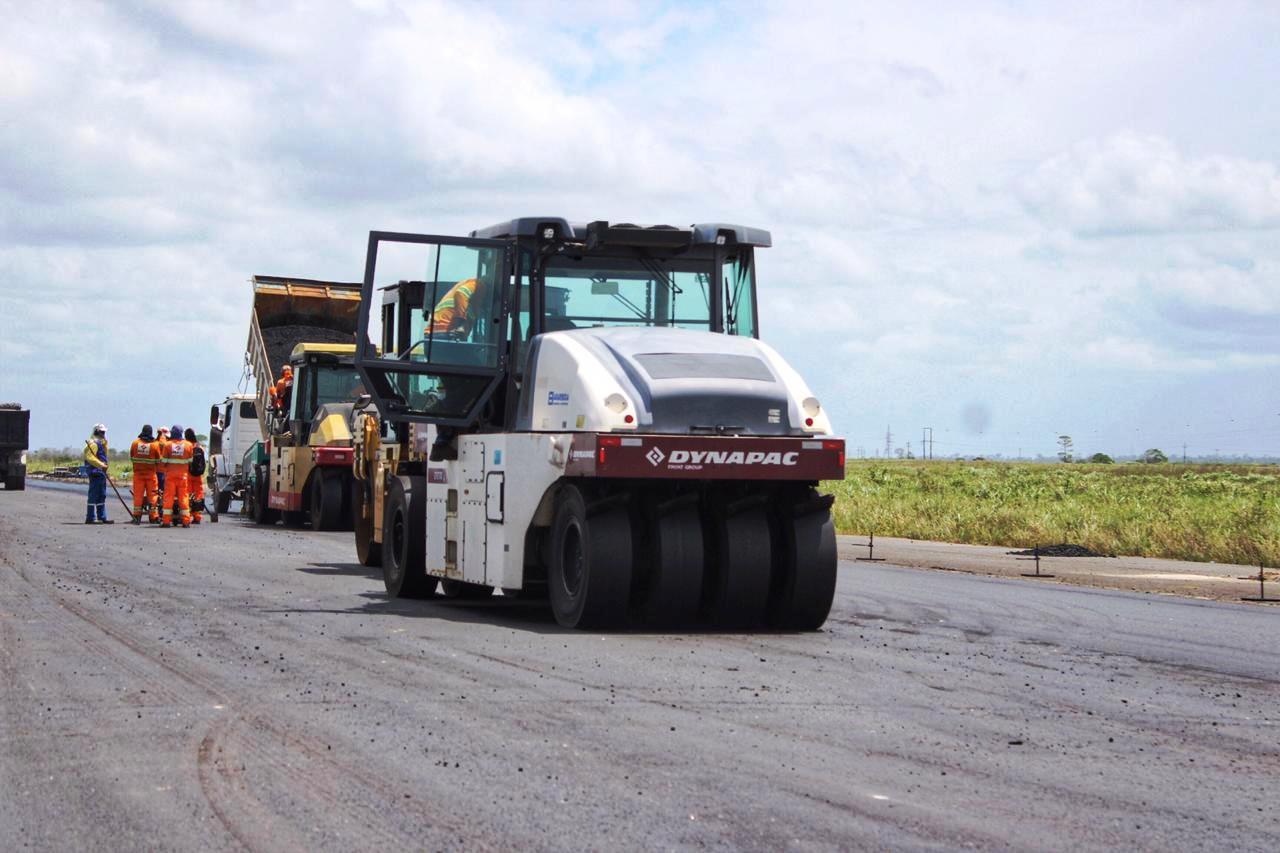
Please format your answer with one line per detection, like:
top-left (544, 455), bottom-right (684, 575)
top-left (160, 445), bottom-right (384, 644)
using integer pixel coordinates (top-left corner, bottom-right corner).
top-left (1008, 543), bottom-right (1111, 558)
top-left (261, 325), bottom-right (354, 373)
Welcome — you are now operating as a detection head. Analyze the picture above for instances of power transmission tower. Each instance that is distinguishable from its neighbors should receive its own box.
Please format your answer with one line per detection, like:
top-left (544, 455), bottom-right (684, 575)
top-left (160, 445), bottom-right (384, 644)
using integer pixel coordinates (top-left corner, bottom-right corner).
top-left (884, 426), bottom-right (892, 458)
top-left (923, 427), bottom-right (934, 460)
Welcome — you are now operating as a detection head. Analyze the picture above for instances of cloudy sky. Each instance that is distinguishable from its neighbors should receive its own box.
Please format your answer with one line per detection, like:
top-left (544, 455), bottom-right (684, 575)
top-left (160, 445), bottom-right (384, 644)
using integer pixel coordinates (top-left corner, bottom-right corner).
top-left (3, 0), bottom-right (1279, 458)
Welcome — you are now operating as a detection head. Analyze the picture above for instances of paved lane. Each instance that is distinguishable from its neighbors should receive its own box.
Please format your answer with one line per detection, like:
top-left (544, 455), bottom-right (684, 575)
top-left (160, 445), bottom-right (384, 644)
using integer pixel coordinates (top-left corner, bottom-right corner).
top-left (2, 486), bottom-right (1277, 850)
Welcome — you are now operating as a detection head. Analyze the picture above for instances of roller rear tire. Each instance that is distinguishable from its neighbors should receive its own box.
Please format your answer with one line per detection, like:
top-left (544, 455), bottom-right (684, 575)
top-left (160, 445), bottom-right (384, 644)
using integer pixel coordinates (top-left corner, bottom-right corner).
top-left (309, 469), bottom-right (344, 531)
top-left (703, 503), bottom-right (772, 628)
top-left (549, 486), bottom-right (631, 629)
top-left (634, 502), bottom-right (703, 627)
top-left (768, 494), bottom-right (837, 631)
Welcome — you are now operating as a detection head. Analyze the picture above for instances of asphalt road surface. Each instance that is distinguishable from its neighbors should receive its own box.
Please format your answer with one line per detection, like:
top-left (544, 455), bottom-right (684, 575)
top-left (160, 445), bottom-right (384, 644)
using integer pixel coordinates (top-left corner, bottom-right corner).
top-left (2, 485), bottom-right (1278, 851)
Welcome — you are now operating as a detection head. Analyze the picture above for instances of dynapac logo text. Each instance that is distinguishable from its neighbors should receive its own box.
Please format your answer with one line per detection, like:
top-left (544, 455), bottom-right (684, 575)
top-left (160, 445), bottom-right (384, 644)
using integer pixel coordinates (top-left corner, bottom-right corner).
top-left (666, 450), bottom-right (800, 466)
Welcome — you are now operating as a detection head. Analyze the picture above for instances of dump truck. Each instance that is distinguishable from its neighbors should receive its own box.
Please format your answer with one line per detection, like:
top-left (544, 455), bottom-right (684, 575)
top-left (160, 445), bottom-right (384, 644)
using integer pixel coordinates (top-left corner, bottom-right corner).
top-left (240, 275), bottom-right (364, 529)
top-left (351, 220), bottom-right (844, 630)
top-left (0, 403), bottom-right (29, 491)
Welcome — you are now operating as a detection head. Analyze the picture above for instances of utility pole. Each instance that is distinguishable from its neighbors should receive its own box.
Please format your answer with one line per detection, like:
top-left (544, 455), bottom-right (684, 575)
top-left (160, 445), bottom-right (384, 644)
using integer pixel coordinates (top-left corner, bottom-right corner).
top-left (921, 427), bottom-right (934, 460)
top-left (1182, 443), bottom-right (1187, 464)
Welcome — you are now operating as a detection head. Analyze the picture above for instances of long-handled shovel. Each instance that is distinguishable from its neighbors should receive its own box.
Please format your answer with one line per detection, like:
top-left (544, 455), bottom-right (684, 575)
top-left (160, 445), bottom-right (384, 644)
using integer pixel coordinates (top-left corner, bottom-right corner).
top-left (106, 474), bottom-right (135, 520)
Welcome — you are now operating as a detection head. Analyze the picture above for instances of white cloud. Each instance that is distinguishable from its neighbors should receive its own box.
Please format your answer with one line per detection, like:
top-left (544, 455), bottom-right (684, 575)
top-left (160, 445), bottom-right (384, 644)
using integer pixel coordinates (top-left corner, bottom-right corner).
top-left (2, 1), bottom-right (1280, 455)
top-left (1019, 133), bottom-right (1280, 235)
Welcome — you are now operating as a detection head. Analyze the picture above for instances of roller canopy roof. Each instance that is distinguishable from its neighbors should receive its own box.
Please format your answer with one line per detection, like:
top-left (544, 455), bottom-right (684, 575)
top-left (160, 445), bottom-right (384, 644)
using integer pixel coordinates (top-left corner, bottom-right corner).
top-left (469, 218), bottom-right (772, 248)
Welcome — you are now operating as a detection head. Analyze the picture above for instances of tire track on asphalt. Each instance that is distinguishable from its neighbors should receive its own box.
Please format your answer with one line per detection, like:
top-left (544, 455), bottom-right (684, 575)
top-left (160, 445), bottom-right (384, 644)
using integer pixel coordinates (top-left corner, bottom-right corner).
top-left (0, 551), bottom-right (495, 851)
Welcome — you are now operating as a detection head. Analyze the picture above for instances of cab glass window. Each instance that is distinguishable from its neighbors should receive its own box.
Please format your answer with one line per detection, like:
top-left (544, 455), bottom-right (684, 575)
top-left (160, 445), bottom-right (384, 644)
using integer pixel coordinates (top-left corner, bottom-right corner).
top-left (723, 253), bottom-right (757, 338)
top-left (363, 242), bottom-right (504, 369)
top-left (543, 256), bottom-right (713, 331)
top-left (356, 234), bottom-right (509, 423)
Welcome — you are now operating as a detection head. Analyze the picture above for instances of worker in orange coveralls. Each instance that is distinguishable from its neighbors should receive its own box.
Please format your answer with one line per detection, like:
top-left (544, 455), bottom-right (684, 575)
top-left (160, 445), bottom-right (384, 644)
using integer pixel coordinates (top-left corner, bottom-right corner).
top-left (183, 428), bottom-right (207, 524)
top-left (129, 424), bottom-right (162, 524)
top-left (159, 423), bottom-right (192, 528)
top-left (155, 426), bottom-right (170, 503)
top-left (272, 365), bottom-right (294, 413)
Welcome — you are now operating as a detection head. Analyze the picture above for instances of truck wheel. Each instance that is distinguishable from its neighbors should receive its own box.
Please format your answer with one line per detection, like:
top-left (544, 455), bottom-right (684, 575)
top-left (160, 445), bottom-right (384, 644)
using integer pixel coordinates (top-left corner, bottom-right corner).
top-left (702, 502), bottom-right (772, 628)
top-left (768, 494), bottom-right (837, 631)
top-left (634, 502), bottom-right (703, 627)
top-left (250, 469), bottom-right (278, 525)
top-left (4, 465), bottom-right (25, 491)
top-left (382, 476), bottom-right (433, 598)
top-left (352, 482), bottom-right (381, 568)
top-left (440, 579), bottom-right (493, 600)
top-left (548, 485), bottom-right (631, 629)
top-left (215, 491), bottom-right (232, 514)
top-left (309, 470), bottom-right (343, 531)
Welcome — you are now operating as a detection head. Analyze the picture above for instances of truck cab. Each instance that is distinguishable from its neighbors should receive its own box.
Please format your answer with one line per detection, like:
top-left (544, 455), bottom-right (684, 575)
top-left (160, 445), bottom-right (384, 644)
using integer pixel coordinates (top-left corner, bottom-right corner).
top-left (207, 393), bottom-right (259, 512)
top-left (0, 403), bottom-right (29, 491)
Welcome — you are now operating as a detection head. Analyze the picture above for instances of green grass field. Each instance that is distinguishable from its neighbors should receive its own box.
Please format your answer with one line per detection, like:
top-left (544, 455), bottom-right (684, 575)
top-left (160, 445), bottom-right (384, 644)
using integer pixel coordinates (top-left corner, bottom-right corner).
top-left (26, 455), bottom-right (134, 477)
top-left (28, 452), bottom-right (1279, 567)
top-left (824, 460), bottom-right (1280, 566)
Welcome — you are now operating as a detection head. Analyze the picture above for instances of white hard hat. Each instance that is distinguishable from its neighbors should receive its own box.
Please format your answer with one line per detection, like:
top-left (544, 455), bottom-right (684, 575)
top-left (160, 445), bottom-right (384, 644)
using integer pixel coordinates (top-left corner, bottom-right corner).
top-left (93, 423), bottom-right (108, 434)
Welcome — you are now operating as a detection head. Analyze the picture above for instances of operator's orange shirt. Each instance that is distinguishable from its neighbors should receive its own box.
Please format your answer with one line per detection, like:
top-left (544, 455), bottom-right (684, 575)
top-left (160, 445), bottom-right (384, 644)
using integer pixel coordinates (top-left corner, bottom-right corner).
top-left (428, 278), bottom-right (479, 335)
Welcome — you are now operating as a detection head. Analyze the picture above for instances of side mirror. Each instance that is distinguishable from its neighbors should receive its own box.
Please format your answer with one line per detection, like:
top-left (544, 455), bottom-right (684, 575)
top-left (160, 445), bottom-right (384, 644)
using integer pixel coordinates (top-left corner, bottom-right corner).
top-left (590, 280), bottom-right (620, 296)
top-left (209, 404), bottom-right (220, 426)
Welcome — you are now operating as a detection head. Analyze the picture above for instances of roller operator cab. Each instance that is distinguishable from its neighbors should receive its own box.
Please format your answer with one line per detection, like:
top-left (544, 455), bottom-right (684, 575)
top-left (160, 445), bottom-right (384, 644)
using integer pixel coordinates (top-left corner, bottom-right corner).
top-left (352, 219), bottom-right (845, 630)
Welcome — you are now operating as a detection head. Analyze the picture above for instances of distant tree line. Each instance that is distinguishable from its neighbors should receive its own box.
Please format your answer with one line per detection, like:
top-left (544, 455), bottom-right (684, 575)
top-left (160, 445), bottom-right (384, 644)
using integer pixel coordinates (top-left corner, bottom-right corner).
top-left (1058, 437), bottom-right (1172, 465)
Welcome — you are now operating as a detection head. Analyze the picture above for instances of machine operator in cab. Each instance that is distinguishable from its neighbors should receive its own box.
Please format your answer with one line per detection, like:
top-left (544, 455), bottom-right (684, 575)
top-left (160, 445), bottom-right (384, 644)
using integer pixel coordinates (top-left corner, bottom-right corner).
top-left (423, 277), bottom-right (488, 461)
top-left (428, 277), bottom-right (485, 338)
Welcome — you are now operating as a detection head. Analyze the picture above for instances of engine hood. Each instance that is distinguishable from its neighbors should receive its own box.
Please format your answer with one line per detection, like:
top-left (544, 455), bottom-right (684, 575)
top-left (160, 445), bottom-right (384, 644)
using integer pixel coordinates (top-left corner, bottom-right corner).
top-left (518, 327), bottom-right (832, 436)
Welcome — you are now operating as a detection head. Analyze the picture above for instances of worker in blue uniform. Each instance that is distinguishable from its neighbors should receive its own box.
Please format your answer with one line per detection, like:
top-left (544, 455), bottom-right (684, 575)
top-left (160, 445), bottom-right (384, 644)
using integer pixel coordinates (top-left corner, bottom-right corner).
top-left (83, 423), bottom-right (114, 524)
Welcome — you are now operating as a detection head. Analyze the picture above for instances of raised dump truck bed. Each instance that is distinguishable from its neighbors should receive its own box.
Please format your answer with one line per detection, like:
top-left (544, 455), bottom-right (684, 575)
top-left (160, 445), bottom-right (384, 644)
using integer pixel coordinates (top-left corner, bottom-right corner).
top-left (246, 275), bottom-right (361, 440)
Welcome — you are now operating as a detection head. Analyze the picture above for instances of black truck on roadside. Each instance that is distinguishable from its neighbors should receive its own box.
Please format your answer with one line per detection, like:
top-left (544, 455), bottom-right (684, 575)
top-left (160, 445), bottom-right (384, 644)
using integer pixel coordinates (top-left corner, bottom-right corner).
top-left (0, 403), bottom-right (29, 490)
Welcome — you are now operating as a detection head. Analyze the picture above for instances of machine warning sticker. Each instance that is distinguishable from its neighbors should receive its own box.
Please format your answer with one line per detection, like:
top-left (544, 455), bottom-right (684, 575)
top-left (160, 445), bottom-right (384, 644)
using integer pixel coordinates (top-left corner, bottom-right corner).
top-left (493, 449), bottom-right (502, 465)
top-left (547, 391), bottom-right (570, 406)
top-left (428, 468), bottom-right (448, 484)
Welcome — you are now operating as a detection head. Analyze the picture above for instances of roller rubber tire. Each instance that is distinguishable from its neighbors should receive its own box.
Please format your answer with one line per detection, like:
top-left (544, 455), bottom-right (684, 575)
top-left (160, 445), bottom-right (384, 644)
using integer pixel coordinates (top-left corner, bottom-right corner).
top-left (440, 580), bottom-right (493, 600)
top-left (768, 503), bottom-right (838, 631)
top-left (309, 470), bottom-right (343, 531)
top-left (352, 481), bottom-right (382, 568)
top-left (215, 490), bottom-right (232, 514)
top-left (548, 486), bottom-right (632, 629)
top-left (703, 505), bottom-right (772, 628)
top-left (634, 503), bottom-right (703, 627)
top-left (382, 476), bottom-right (433, 599)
